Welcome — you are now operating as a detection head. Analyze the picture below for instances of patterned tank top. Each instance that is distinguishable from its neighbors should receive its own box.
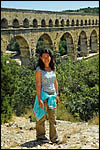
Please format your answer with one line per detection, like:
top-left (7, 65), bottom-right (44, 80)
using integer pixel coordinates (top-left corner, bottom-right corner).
top-left (36, 66), bottom-right (56, 93)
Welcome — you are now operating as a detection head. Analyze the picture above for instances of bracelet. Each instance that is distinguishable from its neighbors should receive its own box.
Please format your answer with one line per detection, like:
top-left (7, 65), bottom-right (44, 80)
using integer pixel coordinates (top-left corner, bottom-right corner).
top-left (57, 93), bottom-right (60, 96)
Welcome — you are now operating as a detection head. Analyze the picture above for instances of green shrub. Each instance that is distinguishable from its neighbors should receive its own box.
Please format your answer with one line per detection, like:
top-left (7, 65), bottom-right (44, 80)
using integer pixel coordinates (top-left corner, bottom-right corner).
top-left (12, 67), bottom-right (36, 116)
top-left (1, 52), bottom-right (99, 123)
top-left (56, 55), bottom-right (99, 121)
top-left (1, 54), bottom-right (36, 123)
top-left (1, 95), bottom-right (12, 124)
top-left (1, 54), bottom-right (20, 123)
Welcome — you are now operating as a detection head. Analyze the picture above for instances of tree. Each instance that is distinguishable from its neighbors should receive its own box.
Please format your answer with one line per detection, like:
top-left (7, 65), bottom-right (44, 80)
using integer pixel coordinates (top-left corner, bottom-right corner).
top-left (59, 36), bottom-right (67, 55)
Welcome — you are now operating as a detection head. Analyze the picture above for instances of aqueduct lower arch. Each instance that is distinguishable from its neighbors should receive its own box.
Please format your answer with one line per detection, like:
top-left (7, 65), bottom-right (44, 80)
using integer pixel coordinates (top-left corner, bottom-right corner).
top-left (90, 30), bottom-right (98, 52)
top-left (1, 27), bottom-right (99, 65)
top-left (36, 33), bottom-right (54, 50)
top-left (1, 8), bottom-right (99, 65)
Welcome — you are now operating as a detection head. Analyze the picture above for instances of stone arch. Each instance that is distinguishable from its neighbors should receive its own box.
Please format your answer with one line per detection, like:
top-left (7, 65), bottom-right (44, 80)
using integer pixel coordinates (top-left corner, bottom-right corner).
top-left (1, 18), bottom-right (8, 28)
top-left (80, 20), bottom-right (83, 26)
top-left (95, 19), bottom-right (98, 25)
top-left (61, 19), bottom-right (64, 27)
top-left (1, 36), bottom-right (9, 52)
top-left (90, 30), bottom-right (97, 53)
top-left (78, 31), bottom-right (88, 56)
top-left (59, 32), bottom-right (74, 55)
top-left (76, 19), bottom-right (79, 26)
top-left (41, 19), bottom-right (46, 27)
top-left (13, 18), bottom-right (19, 28)
top-left (88, 19), bottom-right (91, 25)
top-left (23, 18), bottom-right (29, 28)
top-left (13, 36), bottom-right (30, 65)
top-left (85, 20), bottom-right (87, 25)
top-left (71, 19), bottom-right (75, 26)
top-left (49, 19), bottom-right (53, 27)
top-left (33, 19), bottom-right (38, 27)
top-left (36, 33), bottom-right (53, 53)
top-left (66, 19), bottom-right (70, 26)
top-left (92, 19), bottom-right (94, 25)
top-left (55, 19), bottom-right (59, 27)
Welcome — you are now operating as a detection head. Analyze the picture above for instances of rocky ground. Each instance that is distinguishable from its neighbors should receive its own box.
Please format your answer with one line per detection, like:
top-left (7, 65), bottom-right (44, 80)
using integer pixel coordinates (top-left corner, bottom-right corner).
top-left (1, 116), bottom-right (99, 149)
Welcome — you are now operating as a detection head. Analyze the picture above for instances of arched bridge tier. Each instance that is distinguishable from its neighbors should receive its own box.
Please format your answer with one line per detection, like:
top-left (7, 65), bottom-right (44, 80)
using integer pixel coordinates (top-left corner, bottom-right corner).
top-left (1, 8), bottom-right (99, 65)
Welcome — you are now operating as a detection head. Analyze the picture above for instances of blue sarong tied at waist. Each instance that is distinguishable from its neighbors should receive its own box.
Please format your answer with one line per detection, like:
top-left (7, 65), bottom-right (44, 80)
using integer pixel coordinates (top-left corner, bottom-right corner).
top-left (33, 90), bottom-right (57, 121)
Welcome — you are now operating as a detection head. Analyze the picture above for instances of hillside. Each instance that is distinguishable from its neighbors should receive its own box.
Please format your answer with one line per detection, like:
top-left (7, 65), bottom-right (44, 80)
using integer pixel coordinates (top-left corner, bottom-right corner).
top-left (62, 7), bottom-right (99, 14)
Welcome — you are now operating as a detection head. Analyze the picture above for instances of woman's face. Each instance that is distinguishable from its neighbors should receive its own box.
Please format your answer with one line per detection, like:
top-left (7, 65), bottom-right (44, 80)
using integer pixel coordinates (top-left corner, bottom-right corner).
top-left (40, 53), bottom-right (51, 66)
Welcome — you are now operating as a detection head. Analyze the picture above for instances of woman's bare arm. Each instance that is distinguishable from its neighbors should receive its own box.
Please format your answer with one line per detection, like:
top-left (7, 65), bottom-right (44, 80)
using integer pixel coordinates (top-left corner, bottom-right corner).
top-left (35, 70), bottom-right (43, 109)
top-left (54, 78), bottom-right (58, 95)
top-left (54, 69), bottom-right (59, 104)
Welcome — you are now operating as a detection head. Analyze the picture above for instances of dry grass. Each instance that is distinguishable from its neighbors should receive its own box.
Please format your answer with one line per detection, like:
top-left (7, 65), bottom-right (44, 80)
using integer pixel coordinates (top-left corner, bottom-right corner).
top-left (23, 101), bottom-right (77, 122)
top-left (11, 104), bottom-right (99, 125)
top-left (56, 102), bottom-right (77, 122)
top-left (88, 113), bottom-right (99, 125)
top-left (11, 106), bottom-right (36, 123)
top-left (23, 107), bottom-right (36, 122)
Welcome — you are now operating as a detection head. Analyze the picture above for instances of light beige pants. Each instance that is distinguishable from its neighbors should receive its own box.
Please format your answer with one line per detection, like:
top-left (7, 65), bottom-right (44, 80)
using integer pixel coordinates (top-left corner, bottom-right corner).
top-left (36, 100), bottom-right (58, 142)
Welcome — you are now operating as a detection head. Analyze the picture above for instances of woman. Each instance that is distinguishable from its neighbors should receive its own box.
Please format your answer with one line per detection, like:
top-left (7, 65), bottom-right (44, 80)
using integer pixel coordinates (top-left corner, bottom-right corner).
top-left (33, 49), bottom-right (61, 144)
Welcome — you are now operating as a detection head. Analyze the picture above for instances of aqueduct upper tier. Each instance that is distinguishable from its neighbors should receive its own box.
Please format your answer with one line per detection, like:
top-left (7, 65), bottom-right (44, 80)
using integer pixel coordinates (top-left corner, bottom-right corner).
top-left (1, 8), bottom-right (99, 65)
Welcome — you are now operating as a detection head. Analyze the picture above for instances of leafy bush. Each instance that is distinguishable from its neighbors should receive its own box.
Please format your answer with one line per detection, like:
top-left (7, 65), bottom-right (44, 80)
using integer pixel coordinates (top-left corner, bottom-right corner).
top-left (1, 95), bottom-right (12, 124)
top-left (59, 39), bottom-right (67, 56)
top-left (1, 52), bottom-right (99, 123)
top-left (1, 54), bottom-right (20, 123)
top-left (56, 55), bottom-right (99, 121)
top-left (12, 67), bottom-right (36, 116)
top-left (1, 54), bottom-right (36, 123)
top-left (26, 54), bottom-right (39, 71)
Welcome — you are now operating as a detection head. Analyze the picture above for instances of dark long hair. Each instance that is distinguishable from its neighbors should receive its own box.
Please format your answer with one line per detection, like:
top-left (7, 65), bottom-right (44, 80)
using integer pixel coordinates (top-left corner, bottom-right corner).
top-left (37, 49), bottom-right (55, 71)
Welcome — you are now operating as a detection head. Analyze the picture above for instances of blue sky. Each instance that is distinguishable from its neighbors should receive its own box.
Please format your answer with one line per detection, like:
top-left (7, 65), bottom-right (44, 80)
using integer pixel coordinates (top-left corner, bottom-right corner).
top-left (1, 1), bottom-right (99, 11)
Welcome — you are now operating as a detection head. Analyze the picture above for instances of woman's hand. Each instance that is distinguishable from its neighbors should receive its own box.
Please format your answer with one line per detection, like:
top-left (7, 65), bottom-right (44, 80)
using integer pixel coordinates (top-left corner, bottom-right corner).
top-left (39, 99), bottom-right (43, 109)
top-left (56, 96), bottom-right (59, 104)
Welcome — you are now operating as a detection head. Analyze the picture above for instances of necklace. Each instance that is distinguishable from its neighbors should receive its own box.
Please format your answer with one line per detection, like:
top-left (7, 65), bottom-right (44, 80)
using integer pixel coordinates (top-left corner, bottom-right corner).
top-left (45, 67), bottom-right (50, 69)
top-left (45, 67), bottom-right (51, 72)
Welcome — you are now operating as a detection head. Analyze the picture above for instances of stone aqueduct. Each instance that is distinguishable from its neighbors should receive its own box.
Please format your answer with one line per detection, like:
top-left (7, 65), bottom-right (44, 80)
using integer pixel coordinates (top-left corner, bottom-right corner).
top-left (1, 8), bottom-right (99, 65)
